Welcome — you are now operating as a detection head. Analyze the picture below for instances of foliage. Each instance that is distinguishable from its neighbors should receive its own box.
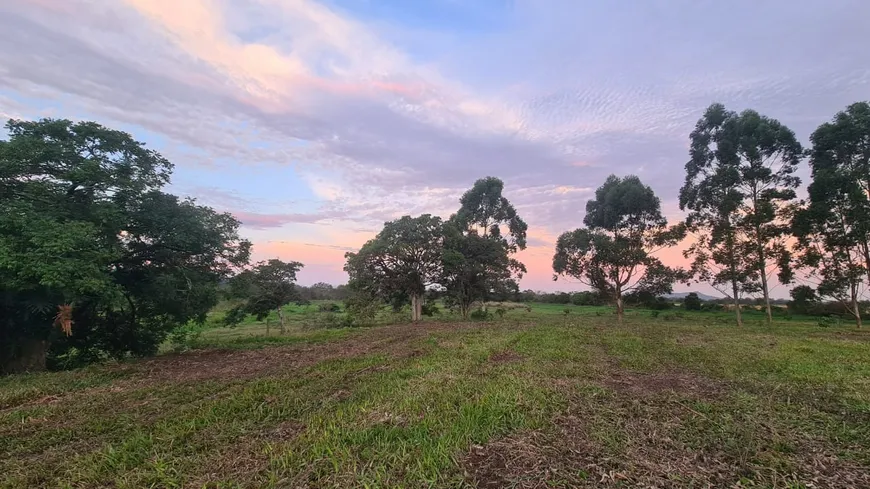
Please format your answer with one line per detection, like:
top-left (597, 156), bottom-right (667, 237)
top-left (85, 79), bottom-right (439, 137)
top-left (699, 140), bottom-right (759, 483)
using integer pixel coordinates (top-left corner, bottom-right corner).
top-left (343, 287), bottom-right (382, 327)
top-left (441, 177), bottom-right (527, 319)
top-left (299, 282), bottom-right (349, 302)
top-left (553, 175), bottom-right (685, 321)
top-left (318, 302), bottom-right (341, 313)
top-left (420, 302), bottom-right (440, 317)
top-left (469, 308), bottom-right (491, 321)
top-left (790, 102), bottom-right (870, 327)
top-left (224, 259), bottom-right (303, 334)
top-left (0, 119), bottom-right (250, 372)
top-left (787, 285), bottom-right (818, 315)
top-left (683, 292), bottom-right (703, 311)
top-left (344, 214), bottom-right (443, 322)
top-left (624, 290), bottom-right (673, 310)
top-left (680, 103), bottom-right (802, 325)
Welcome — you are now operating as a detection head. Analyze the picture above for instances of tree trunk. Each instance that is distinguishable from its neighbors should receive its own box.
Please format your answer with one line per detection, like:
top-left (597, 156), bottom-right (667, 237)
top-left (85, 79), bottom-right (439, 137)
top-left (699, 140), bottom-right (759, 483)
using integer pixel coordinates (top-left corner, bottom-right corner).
top-left (2, 339), bottom-right (48, 374)
top-left (732, 279), bottom-right (744, 327)
top-left (276, 307), bottom-right (286, 334)
top-left (460, 302), bottom-right (470, 320)
top-left (410, 294), bottom-right (422, 322)
top-left (265, 317), bottom-right (270, 336)
top-left (852, 285), bottom-right (863, 329)
top-left (757, 242), bottom-right (773, 325)
top-left (615, 294), bottom-right (624, 323)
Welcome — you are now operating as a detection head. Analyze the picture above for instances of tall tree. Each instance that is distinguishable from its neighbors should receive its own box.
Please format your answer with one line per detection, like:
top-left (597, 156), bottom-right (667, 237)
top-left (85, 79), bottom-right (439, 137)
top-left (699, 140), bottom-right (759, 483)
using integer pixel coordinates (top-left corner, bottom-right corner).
top-left (680, 104), bottom-right (802, 325)
top-left (442, 177), bottom-right (527, 318)
top-left (344, 214), bottom-right (443, 322)
top-left (0, 119), bottom-right (250, 372)
top-left (225, 259), bottom-right (304, 334)
top-left (790, 102), bottom-right (870, 328)
top-left (553, 175), bottom-right (685, 322)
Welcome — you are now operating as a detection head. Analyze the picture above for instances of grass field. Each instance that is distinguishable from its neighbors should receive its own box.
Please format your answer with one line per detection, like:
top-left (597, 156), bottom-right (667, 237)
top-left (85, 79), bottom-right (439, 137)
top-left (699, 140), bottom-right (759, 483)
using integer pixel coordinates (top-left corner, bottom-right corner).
top-left (2, 304), bottom-right (869, 488)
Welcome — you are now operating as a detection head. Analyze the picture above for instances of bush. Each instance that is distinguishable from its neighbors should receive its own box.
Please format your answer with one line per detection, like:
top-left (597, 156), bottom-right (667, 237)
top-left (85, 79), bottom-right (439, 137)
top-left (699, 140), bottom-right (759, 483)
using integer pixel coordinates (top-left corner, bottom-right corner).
top-left (817, 316), bottom-right (839, 328)
top-left (314, 312), bottom-right (352, 329)
top-left (563, 308), bottom-right (571, 315)
top-left (421, 303), bottom-right (440, 317)
top-left (469, 308), bottom-right (491, 321)
top-left (318, 302), bottom-right (341, 313)
top-left (683, 293), bottom-right (703, 311)
top-left (649, 310), bottom-right (660, 318)
top-left (495, 308), bottom-right (507, 319)
top-left (344, 294), bottom-right (381, 327)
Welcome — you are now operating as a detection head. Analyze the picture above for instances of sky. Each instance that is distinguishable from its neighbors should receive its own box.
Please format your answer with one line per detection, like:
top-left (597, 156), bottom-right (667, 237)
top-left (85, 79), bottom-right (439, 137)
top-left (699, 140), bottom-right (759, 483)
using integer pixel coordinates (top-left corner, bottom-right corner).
top-left (1, 0), bottom-right (868, 296)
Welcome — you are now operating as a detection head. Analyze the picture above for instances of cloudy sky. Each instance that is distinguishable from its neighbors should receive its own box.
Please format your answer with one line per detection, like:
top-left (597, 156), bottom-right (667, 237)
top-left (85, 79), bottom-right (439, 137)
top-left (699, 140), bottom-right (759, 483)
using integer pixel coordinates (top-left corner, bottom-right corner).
top-left (1, 0), bottom-right (868, 294)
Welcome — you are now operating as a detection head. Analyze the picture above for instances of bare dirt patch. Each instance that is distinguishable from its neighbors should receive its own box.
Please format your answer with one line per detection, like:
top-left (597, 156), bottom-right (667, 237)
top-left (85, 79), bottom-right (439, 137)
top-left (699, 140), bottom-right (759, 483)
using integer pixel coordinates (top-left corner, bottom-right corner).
top-left (100, 322), bottom-right (467, 389)
top-left (602, 369), bottom-right (726, 399)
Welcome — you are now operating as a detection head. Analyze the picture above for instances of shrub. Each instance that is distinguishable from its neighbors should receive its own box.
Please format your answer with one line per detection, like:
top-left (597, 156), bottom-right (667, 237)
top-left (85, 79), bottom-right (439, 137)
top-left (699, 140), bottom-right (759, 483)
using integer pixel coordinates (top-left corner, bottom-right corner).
top-left (469, 308), bottom-right (491, 321)
top-left (318, 302), bottom-right (341, 313)
top-left (421, 303), bottom-right (440, 317)
top-left (683, 293), bottom-right (703, 311)
top-left (563, 308), bottom-right (571, 315)
top-left (817, 316), bottom-right (839, 328)
top-left (495, 308), bottom-right (507, 319)
top-left (314, 312), bottom-right (347, 329)
top-left (650, 310), bottom-right (660, 318)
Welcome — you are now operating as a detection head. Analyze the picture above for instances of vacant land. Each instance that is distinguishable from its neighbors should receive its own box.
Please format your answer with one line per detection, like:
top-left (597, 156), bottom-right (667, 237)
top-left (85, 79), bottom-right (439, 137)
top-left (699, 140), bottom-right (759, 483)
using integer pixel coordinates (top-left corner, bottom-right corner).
top-left (2, 308), bottom-right (869, 488)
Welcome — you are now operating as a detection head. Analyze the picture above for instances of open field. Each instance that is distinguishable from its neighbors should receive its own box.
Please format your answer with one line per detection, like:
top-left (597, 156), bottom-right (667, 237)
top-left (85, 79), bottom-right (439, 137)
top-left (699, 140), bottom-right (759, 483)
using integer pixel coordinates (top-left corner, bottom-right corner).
top-left (2, 306), bottom-right (869, 488)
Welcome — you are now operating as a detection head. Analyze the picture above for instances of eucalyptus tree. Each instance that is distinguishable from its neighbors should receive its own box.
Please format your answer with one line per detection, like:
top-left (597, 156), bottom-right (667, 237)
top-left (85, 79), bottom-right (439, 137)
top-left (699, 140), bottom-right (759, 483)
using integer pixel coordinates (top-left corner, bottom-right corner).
top-left (442, 177), bottom-right (527, 318)
top-left (790, 102), bottom-right (870, 327)
top-left (680, 104), bottom-right (802, 325)
top-left (553, 175), bottom-right (685, 322)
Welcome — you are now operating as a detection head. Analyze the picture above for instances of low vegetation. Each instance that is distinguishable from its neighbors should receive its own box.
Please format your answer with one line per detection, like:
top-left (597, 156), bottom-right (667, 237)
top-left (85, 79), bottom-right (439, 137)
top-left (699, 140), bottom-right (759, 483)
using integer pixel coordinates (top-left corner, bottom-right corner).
top-left (2, 306), bottom-right (868, 488)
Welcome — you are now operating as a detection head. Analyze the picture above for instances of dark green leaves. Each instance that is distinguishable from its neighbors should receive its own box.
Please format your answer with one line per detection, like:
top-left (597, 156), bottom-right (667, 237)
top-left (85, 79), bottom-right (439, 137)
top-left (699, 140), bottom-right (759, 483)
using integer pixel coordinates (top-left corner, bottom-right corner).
top-left (1, 119), bottom-right (251, 371)
top-left (553, 175), bottom-right (684, 319)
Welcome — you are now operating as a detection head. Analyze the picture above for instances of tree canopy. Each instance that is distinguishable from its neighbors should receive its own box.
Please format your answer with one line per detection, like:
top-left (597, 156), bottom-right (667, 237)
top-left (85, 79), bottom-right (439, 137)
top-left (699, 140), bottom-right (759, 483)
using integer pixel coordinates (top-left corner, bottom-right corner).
top-left (442, 177), bottom-right (527, 318)
top-left (0, 119), bottom-right (251, 372)
top-left (790, 102), bottom-right (870, 327)
top-left (344, 214), bottom-right (444, 322)
top-left (680, 103), bottom-right (802, 325)
top-left (224, 259), bottom-right (304, 333)
top-left (553, 175), bottom-right (685, 321)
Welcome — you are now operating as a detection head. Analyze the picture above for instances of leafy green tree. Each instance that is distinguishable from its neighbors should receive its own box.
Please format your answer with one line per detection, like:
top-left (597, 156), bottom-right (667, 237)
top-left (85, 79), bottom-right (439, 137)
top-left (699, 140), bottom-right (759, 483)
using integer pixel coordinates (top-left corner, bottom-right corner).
top-left (0, 119), bottom-right (250, 372)
top-left (224, 259), bottom-right (304, 334)
top-left (344, 215), bottom-right (443, 322)
top-left (790, 102), bottom-right (870, 327)
top-left (442, 177), bottom-right (527, 319)
top-left (553, 175), bottom-right (685, 322)
top-left (680, 104), bottom-right (802, 326)
top-left (683, 292), bottom-right (703, 311)
top-left (786, 285), bottom-right (818, 315)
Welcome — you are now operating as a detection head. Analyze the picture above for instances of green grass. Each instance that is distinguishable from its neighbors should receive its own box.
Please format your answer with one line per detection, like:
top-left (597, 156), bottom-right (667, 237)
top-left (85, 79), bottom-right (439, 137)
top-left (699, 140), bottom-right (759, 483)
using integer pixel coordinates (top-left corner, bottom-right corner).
top-left (2, 305), bottom-right (869, 488)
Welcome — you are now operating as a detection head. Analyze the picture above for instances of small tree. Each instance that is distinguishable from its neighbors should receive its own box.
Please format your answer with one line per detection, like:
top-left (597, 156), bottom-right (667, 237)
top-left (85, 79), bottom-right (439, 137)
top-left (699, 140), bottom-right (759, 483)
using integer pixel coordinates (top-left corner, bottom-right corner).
top-left (683, 292), bottom-right (703, 311)
top-left (226, 259), bottom-right (304, 334)
top-left (344, 215), bottom-right (443, 322)
top-left (553, 175), bottom-right (685, 322)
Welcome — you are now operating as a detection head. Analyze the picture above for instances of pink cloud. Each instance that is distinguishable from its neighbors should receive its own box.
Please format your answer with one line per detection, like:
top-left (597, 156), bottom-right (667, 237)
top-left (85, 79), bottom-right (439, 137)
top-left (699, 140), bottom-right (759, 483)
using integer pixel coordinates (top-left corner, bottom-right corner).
top-left (232, 211), bottom-right (323, 229)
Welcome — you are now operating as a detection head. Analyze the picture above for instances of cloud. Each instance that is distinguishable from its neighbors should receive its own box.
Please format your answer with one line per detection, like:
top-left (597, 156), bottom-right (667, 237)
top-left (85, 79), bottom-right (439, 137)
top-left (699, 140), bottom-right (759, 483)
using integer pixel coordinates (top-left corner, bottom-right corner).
top-left (2, 0), bottom-right (868, 291)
